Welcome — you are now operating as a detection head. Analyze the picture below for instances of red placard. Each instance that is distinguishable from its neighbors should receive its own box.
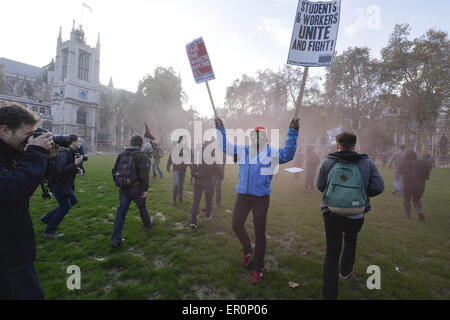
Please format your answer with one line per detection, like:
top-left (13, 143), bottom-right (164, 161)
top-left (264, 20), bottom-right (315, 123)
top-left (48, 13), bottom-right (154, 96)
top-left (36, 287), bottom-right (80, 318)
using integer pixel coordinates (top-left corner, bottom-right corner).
top-left (186, 37), bottom-right (215, 84)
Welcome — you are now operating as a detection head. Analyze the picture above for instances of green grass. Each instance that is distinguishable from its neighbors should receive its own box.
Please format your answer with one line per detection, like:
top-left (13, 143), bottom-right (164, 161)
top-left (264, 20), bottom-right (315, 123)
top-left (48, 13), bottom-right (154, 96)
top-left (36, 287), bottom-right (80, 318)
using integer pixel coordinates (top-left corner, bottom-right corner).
top-left (29, 155), bottom-right (450, 300)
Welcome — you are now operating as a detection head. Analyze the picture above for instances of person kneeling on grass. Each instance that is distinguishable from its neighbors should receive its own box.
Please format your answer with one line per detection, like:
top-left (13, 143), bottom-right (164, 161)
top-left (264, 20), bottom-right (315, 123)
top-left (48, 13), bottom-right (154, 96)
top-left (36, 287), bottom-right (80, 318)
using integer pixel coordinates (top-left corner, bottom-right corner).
top-left (111, 134), bottom-right (154, 248)
top-left (215, 117), bottom-right (299, 285)
top-left (316, 131), bottom-right (384, 300)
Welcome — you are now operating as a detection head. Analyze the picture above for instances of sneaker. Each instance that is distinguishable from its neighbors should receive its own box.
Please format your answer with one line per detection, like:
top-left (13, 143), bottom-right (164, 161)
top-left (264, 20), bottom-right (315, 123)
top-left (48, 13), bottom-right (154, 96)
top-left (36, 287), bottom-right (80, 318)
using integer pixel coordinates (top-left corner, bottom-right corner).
top-left (40, 215), bottom-right (51, 225)
top-left (190, 223), bottom-right (198, 230)
top-left (205, 215), bottom-right (213, 221)
top-left (339, 267), bottom-right (354, 280)
top-left (43, 232), bottom-right (64, 239)
top-left (240, 248), bottom-right (254, 267)
top-left (143, 217), bottom-right (155, 229)
top-left (392, 190), bottom-right (399, 195)
top-left (111, 238), bottom-right (125, 248)
top-left (418, 213), bottom-right (426, 222)
top-left (251, 269), bottom-right (264, 285)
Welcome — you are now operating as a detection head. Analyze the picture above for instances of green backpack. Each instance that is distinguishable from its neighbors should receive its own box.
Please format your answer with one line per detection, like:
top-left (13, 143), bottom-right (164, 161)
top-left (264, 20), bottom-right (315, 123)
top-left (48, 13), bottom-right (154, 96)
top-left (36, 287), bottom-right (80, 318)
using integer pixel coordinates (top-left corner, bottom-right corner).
top-left (325, 160), bottom-right (367, 216)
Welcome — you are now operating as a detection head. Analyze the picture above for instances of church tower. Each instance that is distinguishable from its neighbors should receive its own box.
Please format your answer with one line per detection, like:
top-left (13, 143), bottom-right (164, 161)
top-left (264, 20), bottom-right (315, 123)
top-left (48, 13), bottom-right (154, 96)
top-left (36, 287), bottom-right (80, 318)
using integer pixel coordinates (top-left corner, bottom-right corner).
top-left (51, 21), bottom-right (100, 151)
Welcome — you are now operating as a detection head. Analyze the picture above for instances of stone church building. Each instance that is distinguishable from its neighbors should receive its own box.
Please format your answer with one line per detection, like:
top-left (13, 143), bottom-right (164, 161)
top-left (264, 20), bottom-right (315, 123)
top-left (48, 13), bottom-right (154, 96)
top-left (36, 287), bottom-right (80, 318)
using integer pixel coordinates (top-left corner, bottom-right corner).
top-left (0, 22), bottom-right (130, 151)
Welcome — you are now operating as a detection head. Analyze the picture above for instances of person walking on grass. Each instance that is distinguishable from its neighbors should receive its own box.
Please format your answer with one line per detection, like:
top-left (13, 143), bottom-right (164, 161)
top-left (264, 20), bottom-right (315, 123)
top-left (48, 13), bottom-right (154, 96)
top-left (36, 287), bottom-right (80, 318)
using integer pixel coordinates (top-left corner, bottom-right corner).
top-left (167, 136), bottom-right (189, 206)
top-left (304, 145), bottom-right (320, 192)
top-left (399, 150), bottom-right (432, 222)
top-left (151, 140), bottom-right (164, 178)
top-left (389, 145), bottom-right (406, 196)
top-left (215, 117), bottom-right (299, 285)
top-left (40, 134), bottom-right (84, 239)
top-left (316, 131), bottom-right (384, 300)
top-left (111, 135), bottom-right (154, 248)
top-left (189, 140), bottom-right (222, 229)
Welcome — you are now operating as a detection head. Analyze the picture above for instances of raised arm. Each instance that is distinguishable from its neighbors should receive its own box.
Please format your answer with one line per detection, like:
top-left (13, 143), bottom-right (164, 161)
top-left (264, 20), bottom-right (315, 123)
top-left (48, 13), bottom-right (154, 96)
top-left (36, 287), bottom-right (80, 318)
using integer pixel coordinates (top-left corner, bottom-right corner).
top-left (275, 119), bottom-right (299, 164)
top-left (215, 118), bottom-right (239, 157)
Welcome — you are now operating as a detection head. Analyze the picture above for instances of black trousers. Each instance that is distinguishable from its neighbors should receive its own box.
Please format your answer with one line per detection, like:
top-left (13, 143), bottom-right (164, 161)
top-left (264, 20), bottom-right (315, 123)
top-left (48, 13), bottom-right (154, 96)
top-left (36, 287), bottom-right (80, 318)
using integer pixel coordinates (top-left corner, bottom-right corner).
top-left (232, 194), bottom-right (270, 272)
top-left (0, 263), bottom-right (44, 300)
top-left (190, 183), bottom-right (215, 225)
top-left (323, 213), bottom-right (364, 300)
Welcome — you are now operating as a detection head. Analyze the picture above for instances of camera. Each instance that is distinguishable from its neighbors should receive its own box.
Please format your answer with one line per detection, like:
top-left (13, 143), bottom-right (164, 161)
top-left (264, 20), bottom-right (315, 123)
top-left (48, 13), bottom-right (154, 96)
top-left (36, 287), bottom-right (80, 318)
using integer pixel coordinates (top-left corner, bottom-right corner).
top-left (33, 128), bottom-right (72, 147)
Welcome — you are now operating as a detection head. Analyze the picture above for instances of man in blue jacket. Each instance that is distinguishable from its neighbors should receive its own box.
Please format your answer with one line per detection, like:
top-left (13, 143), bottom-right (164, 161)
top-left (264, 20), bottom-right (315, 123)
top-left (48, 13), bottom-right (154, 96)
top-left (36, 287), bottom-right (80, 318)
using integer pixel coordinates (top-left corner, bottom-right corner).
top-left (216, 117), bottom-right (299, 284)
top-left (0, 102), bottom-right (55, 299)
top-left (316, 131), bottom-right (384, 300)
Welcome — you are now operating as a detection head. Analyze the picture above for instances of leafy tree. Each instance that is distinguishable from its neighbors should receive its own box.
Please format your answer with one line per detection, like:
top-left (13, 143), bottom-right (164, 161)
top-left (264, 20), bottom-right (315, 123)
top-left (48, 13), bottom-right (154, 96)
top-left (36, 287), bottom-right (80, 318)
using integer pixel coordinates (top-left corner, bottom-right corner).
top-left (324, 47), bottom-right (382, 133)
top-left (381, 24), bottom-right (450, 154)
top-left (137, 66), bottom-right (189, 146)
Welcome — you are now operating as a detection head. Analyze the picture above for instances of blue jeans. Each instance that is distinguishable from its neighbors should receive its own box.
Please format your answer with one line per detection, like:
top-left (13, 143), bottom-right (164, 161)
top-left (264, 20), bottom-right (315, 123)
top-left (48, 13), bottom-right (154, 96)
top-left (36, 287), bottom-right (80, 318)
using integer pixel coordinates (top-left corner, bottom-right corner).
top-left (43, 188), bottom-right (78, 234)
top-left (111, 188), bottom-right (151, 244)
top-left (393, 168), bottom-right (404, 195)
top-left (172, 169), bottom-right (186, 203)
top-left (152, 158), bottom-right (163, 177)
top-left (0, 263), bottom-right (44, 300)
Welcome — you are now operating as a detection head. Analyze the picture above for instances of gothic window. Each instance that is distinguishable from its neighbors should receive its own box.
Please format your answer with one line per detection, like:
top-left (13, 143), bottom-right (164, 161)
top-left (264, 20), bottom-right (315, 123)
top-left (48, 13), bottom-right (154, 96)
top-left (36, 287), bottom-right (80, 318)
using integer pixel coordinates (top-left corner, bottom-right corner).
top-left (77, 108), bottom-right (87, 125)
top-left (78, 50), bottom-right (90, 81)
top-left (62, 49), bottom-right (68, 79)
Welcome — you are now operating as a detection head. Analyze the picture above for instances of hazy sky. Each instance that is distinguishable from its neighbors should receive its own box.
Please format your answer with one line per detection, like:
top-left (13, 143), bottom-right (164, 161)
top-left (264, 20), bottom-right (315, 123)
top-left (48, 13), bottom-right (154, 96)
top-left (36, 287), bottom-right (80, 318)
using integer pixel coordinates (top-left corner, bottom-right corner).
top-left (1, 0), bottom-right (449, 117)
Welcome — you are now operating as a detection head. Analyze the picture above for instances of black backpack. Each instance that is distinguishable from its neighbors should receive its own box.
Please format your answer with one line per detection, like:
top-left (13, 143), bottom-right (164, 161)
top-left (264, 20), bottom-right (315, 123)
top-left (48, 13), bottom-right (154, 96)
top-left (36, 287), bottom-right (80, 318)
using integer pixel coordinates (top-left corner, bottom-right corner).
top-left (112, 150), bottom-right (138, 187)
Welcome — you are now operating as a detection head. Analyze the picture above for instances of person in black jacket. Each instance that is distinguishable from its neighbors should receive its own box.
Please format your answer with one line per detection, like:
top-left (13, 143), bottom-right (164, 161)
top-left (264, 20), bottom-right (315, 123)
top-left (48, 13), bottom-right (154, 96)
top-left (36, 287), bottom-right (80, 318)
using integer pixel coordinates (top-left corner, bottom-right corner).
top-left (111, 134), bottom-right (154, 248)
top-left (400, 151), bottom-right (432, 221)
top-left (0, 102), bottom-right (55, 299)
top-left (40, 134), bottom-right (84, 238)
top-left (189, 140), bottom-right (222, 229)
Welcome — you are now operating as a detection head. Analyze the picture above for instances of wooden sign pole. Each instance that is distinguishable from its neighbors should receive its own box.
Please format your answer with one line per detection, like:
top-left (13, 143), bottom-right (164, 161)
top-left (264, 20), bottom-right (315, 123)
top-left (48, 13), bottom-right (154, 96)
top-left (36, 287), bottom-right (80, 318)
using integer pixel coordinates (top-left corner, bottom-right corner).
top-left (206, 81), bottom-right (218, 118)
top-left (293, 66), bottom-right (309, 120)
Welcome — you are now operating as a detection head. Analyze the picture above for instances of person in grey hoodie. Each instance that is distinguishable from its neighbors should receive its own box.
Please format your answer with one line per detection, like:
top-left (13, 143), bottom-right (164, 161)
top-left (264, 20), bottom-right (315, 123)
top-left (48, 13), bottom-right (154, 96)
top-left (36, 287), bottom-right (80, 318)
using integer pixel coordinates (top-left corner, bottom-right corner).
top-left (316, 131), bottom-right (384, 300)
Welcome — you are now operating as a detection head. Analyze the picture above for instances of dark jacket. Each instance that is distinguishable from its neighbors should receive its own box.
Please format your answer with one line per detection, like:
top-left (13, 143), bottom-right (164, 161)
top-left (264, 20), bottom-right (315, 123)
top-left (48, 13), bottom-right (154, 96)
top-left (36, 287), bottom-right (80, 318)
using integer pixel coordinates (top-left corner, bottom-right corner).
top-left (316, 151), bottom-right (385, 214)
top-left (150, 141), bottom-right (162, 160)
top-left (167, 144), bottom-right (189, 172)
top-left (0, 139), bottom-right (48, 270)
top-left (115, 146), bottom-right (150, 198)
top-left (190, 144), bottom-right (223, 186)
top-left (48, 147), bottom-right (79, 195)
top-left (306, 151), bottom-right (320, 171)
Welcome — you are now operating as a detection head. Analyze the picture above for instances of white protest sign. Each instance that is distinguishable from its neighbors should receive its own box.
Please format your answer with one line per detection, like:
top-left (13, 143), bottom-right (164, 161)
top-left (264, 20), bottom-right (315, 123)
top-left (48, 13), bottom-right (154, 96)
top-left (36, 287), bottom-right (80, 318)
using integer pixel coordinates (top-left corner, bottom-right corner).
top-left (327, 127), bottom-right (342, 145)
top-left (288, 0), bottom-right (341, 67)
top-left (186, 37), bottom-right (215, 84)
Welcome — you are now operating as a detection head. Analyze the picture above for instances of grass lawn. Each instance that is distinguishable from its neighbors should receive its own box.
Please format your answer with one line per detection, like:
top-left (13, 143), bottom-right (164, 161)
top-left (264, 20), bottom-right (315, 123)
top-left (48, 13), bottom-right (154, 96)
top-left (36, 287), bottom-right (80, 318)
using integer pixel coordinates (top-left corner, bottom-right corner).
top-left (29, 155), bottom-right (450, 300)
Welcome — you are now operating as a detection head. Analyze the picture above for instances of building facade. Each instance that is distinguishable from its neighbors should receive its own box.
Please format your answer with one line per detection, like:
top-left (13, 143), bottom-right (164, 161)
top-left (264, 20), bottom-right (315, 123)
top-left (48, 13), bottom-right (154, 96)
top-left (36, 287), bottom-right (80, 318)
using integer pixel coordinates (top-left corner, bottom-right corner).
top-left (0, 22), bottom-right (129, 152)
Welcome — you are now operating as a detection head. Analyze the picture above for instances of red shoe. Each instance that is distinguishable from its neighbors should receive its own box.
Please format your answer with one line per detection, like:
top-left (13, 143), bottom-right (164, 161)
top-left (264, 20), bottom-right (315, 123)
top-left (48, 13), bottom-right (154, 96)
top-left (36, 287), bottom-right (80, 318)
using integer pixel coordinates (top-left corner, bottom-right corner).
top-left (251, 269), bottom-right (264, 285)
top-left (240, 248), bottom-right (254, 267)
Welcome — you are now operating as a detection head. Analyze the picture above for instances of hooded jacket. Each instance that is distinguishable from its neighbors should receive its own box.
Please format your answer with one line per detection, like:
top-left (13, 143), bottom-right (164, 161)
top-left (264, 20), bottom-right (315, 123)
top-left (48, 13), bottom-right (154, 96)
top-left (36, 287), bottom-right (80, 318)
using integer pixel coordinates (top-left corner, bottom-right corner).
top-left (0, 139), bottom-right (48, 270)
top-left (316, 150), bottom-right (384, 216)
top-left (216, 124), bottom-right (298, 197)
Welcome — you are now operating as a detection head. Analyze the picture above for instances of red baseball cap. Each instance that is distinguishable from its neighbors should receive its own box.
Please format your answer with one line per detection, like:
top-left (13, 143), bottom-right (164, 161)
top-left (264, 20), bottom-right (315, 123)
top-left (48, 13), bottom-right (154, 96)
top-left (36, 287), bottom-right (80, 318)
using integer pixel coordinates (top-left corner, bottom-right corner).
top-left (254, 126), bottom-right (267, 133)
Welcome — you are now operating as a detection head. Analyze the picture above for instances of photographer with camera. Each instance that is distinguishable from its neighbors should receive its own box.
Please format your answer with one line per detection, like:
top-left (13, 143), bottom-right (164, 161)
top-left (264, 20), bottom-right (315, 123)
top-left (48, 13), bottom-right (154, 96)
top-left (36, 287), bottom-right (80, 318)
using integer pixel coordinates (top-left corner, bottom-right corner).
top-left (39, 134), bottom-right (85, 238)
top-left (0, 102), bottom-right (57, 299)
